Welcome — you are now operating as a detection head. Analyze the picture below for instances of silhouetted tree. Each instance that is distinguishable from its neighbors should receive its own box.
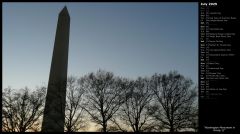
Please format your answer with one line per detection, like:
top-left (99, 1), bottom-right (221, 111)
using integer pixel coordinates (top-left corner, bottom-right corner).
top-left (114, 77), bottom-right (155, 132)
top-left (80, 70), bottom-right (125, 132)
top-left (2, 86), bottom-right (46, 132)
top-left (2, 70), bottom-right (198, 132)
top-left (64, 76), bottom-right (88, 132)
top-left (149, 71), bottom-right (197, 132)
top-left (189, 105), bottom-right (198, 132)
top-left (107, 78), bottom-right (133, 132)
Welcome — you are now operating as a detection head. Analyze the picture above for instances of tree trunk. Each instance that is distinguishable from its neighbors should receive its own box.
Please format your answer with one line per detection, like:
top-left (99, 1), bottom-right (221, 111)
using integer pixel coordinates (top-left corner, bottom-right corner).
top-left (102, 121), bottom-right (107, 132)
top-left (170, 122), bottom-right (174, 132)
top-left (135, 118), bottom-right (139, 132)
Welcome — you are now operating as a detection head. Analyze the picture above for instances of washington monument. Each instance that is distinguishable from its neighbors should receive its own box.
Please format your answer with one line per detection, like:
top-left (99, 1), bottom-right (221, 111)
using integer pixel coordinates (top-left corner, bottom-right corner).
top-left (42, 6), bottom-right (70, 132)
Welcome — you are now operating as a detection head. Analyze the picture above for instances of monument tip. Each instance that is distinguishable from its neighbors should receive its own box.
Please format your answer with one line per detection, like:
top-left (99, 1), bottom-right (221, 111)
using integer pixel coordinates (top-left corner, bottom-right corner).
top-left (60, 6), bottom-right (70, 17)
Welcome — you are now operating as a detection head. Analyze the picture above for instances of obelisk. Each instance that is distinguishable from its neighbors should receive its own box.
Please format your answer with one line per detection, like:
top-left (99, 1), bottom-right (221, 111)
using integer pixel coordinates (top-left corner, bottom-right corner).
top-left (42, 6), bottom-right (70, 132)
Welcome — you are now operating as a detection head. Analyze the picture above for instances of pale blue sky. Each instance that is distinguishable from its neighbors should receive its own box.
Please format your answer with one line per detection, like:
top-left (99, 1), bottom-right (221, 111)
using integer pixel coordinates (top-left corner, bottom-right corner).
top-left (3, 2), bottom-right (198, 89)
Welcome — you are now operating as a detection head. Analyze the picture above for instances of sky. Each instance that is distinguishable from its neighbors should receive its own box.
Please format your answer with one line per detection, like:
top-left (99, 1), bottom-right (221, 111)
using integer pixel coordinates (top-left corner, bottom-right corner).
top-left (3, 2), bottom-right (198, 90)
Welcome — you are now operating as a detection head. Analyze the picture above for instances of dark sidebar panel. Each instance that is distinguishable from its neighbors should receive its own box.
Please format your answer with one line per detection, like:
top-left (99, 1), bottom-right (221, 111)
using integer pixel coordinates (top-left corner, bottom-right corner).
top-left (199, 0), bottom-right (240, 132)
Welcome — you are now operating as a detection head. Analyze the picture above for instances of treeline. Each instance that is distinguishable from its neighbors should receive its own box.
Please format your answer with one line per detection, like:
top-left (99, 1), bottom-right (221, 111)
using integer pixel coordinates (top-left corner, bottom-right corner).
top-left (2, 70), bottom-right (198, 132)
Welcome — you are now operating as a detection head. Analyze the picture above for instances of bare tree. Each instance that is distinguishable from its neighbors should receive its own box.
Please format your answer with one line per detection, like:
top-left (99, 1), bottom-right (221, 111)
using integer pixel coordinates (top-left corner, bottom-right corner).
top-left (149, 71), bottom-right (197, 132)
top-left (64, 76), bottom-right (87, 132)
top-left (189, 104), bottom-right (198, 132)
top-left (2, 86), bottom-right (46, 132)
top-left (114, 77), bottom-right (155, 132)
top-left (80, 70), bottom-right (125, 132)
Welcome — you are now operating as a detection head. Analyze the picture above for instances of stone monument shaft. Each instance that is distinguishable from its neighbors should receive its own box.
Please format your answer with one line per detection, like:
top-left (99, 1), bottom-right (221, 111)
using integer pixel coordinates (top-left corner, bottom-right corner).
top-left (42, 6), bottom-right (70, 132)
